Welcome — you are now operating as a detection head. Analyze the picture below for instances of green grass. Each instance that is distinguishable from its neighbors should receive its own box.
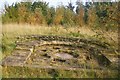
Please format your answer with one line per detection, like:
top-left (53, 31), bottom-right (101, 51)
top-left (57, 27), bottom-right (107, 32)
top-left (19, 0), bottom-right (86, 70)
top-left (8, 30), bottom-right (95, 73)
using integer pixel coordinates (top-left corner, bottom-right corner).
top-left (2, 66), bottom-right (118, 78)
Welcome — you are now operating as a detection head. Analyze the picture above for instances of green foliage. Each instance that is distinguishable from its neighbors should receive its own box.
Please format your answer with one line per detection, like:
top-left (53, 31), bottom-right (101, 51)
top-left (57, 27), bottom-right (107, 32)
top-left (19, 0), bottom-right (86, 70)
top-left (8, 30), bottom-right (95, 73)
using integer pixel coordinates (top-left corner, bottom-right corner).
top-left (31, 1), bottom-right (49, 16)
top-left (2, 3), bottom-right (19, 23)
top-left (63, 8), bottom-right (75, 26)
top-left (1, 1), bottom-right (119, 30)
top-left (46, 7), bottom-right (55, 25)
top-left (2, 34), bottom-right (16, 56)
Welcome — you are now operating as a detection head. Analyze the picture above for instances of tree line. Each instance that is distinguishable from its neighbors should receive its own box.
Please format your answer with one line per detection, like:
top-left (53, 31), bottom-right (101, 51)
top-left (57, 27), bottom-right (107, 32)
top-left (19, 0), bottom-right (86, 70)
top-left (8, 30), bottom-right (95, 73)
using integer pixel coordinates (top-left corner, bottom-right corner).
top-left (2, 1), bottom-right (119, 30)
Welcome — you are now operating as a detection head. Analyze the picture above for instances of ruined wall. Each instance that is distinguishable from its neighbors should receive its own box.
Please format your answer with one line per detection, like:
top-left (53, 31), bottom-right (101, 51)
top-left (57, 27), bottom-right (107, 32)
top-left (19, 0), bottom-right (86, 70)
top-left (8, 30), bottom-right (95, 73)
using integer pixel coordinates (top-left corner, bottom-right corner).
top-left (2, 35), bottom-right (114, 69)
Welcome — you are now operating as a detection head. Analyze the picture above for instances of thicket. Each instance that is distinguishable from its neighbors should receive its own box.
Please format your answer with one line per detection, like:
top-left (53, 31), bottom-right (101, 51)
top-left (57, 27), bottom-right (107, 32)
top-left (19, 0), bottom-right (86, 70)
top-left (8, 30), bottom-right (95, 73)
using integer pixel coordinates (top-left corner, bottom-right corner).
top-left (2, 1), bottom-right (119, 30)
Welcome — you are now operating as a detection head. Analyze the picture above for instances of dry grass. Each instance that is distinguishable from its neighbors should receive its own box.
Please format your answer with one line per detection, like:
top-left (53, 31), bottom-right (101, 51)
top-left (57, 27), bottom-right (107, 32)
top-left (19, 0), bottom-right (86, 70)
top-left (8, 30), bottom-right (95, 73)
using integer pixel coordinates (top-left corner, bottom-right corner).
top-left (2, 24), bottom-right (117, 40)
top-left (2, 24), bottom-right (97, 36)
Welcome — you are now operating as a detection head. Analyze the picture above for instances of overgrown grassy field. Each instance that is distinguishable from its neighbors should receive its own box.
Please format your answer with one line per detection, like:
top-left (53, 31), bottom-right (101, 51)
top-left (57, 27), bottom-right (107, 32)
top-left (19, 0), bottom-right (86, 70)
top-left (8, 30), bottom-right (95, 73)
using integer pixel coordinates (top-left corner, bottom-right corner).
top-left (2, 24), bottom-right (96, 58)
top-left (2, 24), bottom-right (118, 57)
top-left (2, 24), bottom-right (118, 78)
